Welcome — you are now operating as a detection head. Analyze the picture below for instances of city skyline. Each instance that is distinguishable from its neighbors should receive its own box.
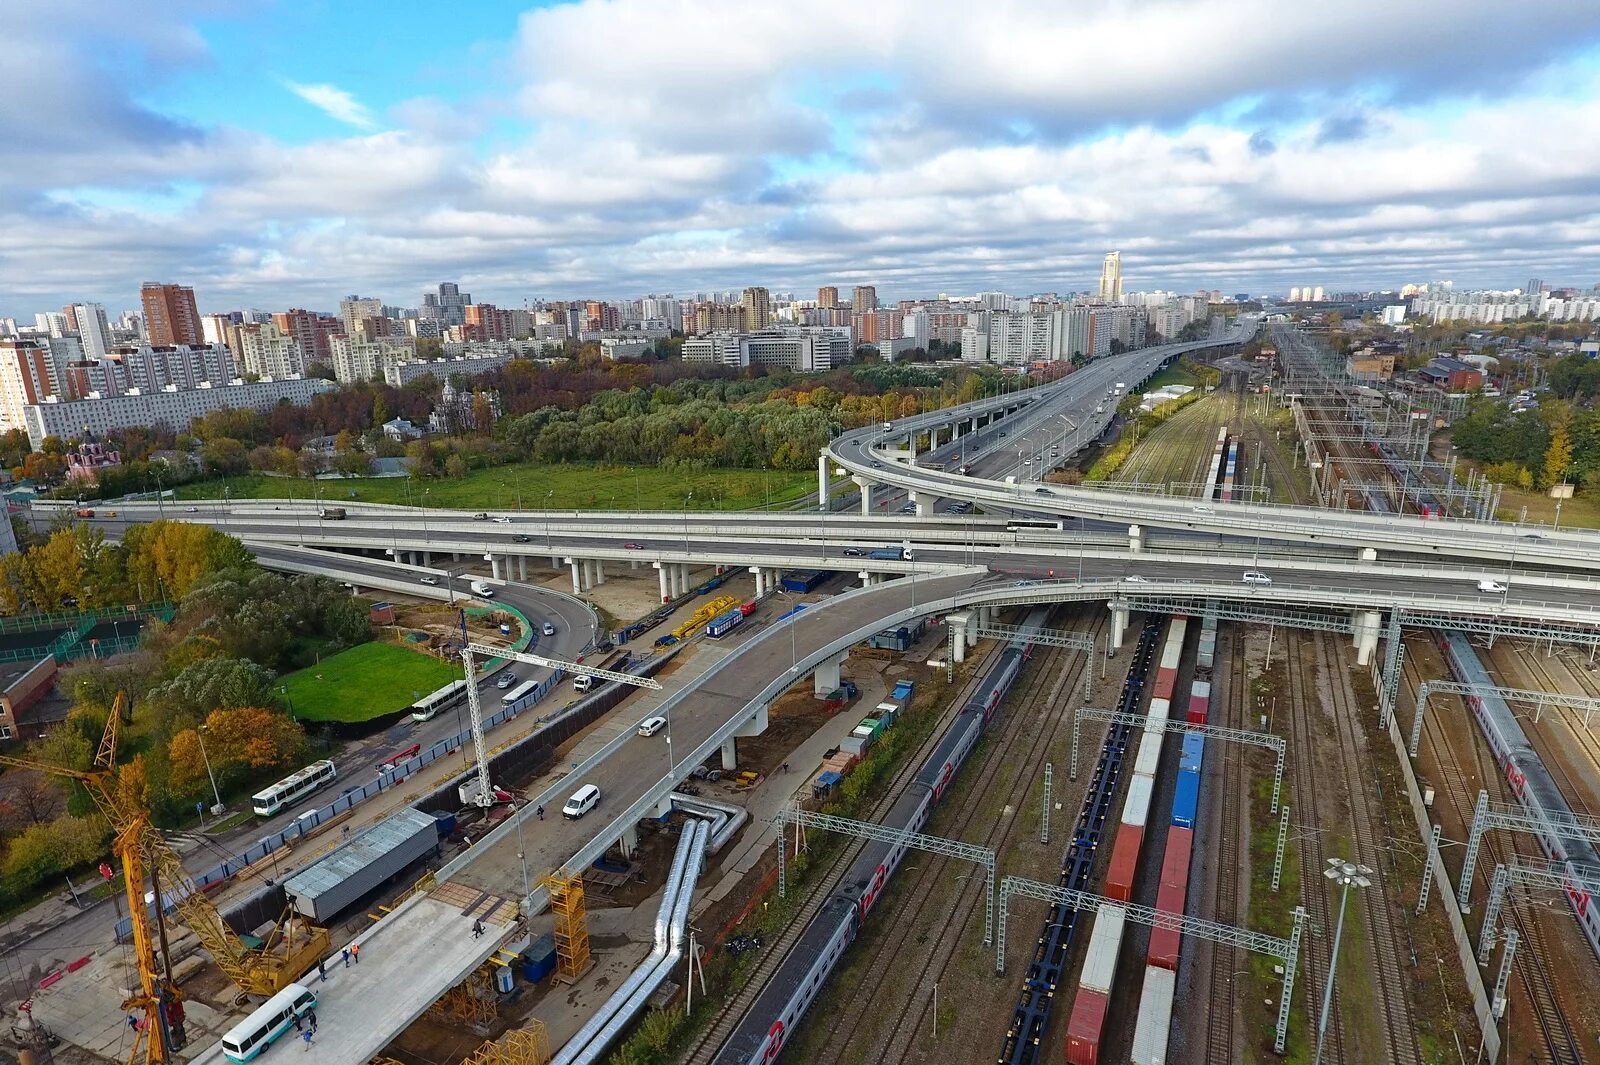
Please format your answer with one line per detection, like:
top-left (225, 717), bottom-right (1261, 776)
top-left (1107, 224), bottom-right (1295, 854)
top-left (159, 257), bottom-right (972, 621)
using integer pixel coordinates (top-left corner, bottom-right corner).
top-left (3, 1), bottom-right (1599, 315)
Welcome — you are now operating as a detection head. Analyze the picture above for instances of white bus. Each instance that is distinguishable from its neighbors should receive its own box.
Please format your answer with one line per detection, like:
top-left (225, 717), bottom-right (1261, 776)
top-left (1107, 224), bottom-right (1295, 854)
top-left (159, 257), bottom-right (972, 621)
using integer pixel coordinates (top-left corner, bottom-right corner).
top-left (410, 679), bottom-right (468, 723)
top-left (221, 982), bottom-right (317, 1062)
top-left (251, 760), bottom-right (338, 817)
top-left (500, 679), bottom-right (540, 710)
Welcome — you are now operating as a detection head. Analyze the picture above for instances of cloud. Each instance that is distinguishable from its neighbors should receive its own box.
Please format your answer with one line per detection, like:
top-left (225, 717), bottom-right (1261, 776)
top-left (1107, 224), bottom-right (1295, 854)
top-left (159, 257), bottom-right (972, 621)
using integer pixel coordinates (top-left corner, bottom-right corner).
top-left (282, 82), bottom-right (379, 131)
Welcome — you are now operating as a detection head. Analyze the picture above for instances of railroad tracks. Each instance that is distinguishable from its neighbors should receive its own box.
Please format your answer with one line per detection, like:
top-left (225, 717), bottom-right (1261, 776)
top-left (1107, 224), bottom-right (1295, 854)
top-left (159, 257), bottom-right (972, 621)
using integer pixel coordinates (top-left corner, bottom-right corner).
top-left (677, 640), bottom-right (1013, 1065)
top-left (1201, 626), bottom-right (1248, 1064)
top-left (1404, 637), bottom-right (1586, 1065)
top-left (1310, 631), bottom-right (1420, 1065)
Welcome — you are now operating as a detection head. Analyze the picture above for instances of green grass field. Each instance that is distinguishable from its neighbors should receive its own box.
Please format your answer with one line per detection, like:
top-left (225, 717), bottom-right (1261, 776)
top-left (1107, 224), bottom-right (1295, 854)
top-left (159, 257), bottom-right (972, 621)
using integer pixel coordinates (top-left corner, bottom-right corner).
top-left (278, 641), bottom-right (462, 722)
top-left (174, 462), bottom-right (814, 512)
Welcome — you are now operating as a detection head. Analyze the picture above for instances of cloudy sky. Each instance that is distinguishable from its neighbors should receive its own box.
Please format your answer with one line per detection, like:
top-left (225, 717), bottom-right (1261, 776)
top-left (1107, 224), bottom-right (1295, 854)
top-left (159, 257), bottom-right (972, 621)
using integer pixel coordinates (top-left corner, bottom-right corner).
top-left (4, 0), bottom-right (1600, 317)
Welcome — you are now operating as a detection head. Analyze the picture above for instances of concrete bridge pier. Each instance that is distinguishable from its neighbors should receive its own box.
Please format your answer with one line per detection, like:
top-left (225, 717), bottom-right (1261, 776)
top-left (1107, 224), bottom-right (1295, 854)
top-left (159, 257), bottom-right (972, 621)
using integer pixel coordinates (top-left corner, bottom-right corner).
top-left (813, 650), bottom-right (847, 697)
top-left (908, 490), bottom-right (931, 517)
top-left (1109, 602), bottom-right (1130, 650)
top-left (1353, 609), bottom-right (1382, 665)
top-left (750, 566), bottom-right (769, 597)
top-left (568, 558), bottom-right (585, 594)
top-left (678, 564), bottom-right (693, 596)
top-left (858, 570), bottom-right (875, 588)
top-left (517, 556), bottom-right (527, 580)
top-left (720, 738), bottom-right (739, 770)
top-left (947, 612), bottom-right (972, 663)
top-left (818, 454), bottom-right (832, 511)
top-left (722, 704), bottom-right (771, 769)
top-left (489, 555), bottom-right (502, 580)
top-left (655, 562), bottom-right (671, 603)
top-left (854, 475), bottom-right (875, 515)
top-left (619, 823), bottom-right (639, 859)
top-left (1128, 524), bottom-right (1143, 553)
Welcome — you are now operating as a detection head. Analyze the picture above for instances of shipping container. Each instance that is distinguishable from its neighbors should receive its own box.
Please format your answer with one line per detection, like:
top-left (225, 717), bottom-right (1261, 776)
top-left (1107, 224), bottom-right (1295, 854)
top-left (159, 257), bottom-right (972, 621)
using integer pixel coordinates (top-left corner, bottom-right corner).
top-left (705, 608), bottom-right (746, 639)
top-left (779, 570), bottom-right (831, 594)
top-left (522, 934), bottom-right (557, 983)
top-left (840, 734), bottom-right (873, 758)
top-left (1080, 904), bottom-right (1126, 993)
top-left (1161, 827), bottom-right (1193, 889)
top-left (1148, 880), bottom-right (1188, 970)
top-left (1180, 733), bottom-right (1205, 774)
top-left (812, 771), bottom-right (843, 798)
top-left (892, 680), bottom-right (915, 700)
top-left (1105, 823), bottom-right (1144, 903)
top-left (1131, 964), bottom-right (1175, 1064)
top-left (1196, 635), bottom-right (1216, 671)
top-left (1187, 681), bottom-right (1212, 725)
top-left (1121, 774), bottom-right (1153, 829)
top-left (1146, 697), bottom-right (1171, 729)
top-left (1133, 732), bottom-right (1162, 778)
top-left (1171, 771), bottom-right (1199, 829)
top-left (875, 701), bottom-right (901, 724)
top-left (284, 807), bottom-right (439, 922)
top-left (1065, 987), bottom-right (1109, 1065)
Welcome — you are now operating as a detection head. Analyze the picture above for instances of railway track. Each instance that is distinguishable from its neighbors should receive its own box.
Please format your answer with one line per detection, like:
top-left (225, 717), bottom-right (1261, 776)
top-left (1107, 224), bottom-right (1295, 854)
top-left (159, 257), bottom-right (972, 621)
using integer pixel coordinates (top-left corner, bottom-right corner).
top-left (1402, 636), bottom-right (1586, 1065)
top-left (678, 638), bottom-right (1015, 1065)
top-left (1282, 630), bottom-right (1344, 1062)
top-left (1201, 624), bottom-right (1247, 1064)
top-left (1310, 631), bottom-right (1420, 1065)
top-left (799, 612), bottom-right (1108, 1063)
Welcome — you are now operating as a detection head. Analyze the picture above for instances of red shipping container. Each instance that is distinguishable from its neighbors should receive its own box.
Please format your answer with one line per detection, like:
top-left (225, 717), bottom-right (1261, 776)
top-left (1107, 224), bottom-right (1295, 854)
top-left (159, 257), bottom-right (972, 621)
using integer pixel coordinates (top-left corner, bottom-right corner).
top-left (1186, 693), bottom-right (1209, 725)
top-left (1160, 827), bottom-right (1193, 891)
top-left (1064, 987), bottom-right (1109, 1065)
top-left (1152, 667), bottom-right (1178, 703)
top-left (1149, 880), bottom-right (1189, 970)
top-left (1105, 824), bottom-right (1143, 902)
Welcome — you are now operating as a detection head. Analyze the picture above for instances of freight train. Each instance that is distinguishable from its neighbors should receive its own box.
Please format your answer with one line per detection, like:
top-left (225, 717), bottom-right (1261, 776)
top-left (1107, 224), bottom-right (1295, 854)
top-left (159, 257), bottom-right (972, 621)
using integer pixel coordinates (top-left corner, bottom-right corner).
top-left (1437, 629), bottom-right (1600, 961)
top-left (999, 616), bottom-right (1166, 1065)
top-left (1205, 427), bottom-right (1228, 502)
top-left (709, 607), bottom-right (1050, 1065)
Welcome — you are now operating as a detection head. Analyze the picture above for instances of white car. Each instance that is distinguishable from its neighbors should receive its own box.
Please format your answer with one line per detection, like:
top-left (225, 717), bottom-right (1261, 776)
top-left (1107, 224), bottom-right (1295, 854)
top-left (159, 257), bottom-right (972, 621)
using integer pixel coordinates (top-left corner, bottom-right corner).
top-left (491, 516), bottom-right (512, 524)
top-left (563, 784), bottom-right (601, 819)
top-left (497, 672), bottom-right (517, 689)
top-left (541, 621), bottom-right (556, 636)
top-left (1123, 574), bottom-right (1149, 583)
top-left (419, 575), bottom-right (439, 585)
top-left (1242, 570), bottom-right (1273, 586)
top-left (637, 716), bottom-right (667, 737)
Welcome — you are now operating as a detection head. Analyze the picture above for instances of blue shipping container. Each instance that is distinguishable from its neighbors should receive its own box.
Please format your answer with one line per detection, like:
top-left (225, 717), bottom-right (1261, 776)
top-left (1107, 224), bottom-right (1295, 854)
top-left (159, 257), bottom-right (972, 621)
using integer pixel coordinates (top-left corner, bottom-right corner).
top-left (780, 570), bottom-right (830, 594)
top-left (1172, 771), bottom-right (1200, 829)
top-left (1180, 732), bottom-right (1205, 773)
top-left (892, 680), bottom-right (915, 700)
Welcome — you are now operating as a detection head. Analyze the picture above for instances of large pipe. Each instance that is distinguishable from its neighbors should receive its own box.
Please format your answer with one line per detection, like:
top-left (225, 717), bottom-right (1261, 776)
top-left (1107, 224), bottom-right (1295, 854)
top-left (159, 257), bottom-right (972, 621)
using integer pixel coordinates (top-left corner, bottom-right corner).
top-left (551, 818), bottom-right (709, 1065)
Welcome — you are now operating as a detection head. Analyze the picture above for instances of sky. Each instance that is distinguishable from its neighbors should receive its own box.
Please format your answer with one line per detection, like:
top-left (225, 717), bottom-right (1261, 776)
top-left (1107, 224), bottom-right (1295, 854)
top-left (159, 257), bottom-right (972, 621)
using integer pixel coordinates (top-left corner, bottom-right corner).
top-left (3, 0), bottom-right (1600, 317)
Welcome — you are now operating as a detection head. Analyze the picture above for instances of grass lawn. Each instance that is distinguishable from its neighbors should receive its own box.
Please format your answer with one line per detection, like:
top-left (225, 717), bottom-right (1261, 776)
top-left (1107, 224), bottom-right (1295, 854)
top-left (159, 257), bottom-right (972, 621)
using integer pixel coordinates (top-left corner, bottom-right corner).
top-left (278, 641), bottom-right (462, 722)
top-left (174, 461), bottom-right (815, 512)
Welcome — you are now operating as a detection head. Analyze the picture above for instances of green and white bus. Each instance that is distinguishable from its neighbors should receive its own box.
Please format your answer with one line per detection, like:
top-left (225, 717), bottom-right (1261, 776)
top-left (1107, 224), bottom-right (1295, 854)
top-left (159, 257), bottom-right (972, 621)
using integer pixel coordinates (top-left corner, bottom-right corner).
top-left (220, 983), bottom-right (316, 1062)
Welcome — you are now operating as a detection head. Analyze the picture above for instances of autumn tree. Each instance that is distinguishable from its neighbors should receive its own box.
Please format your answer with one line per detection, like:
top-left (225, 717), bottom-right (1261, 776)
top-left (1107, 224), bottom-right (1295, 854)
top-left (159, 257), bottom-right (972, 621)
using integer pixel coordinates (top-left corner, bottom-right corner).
top-left (1544, 428), bottom-right (1574, 489)
top-left (169, 707), bottom-right (307, 797)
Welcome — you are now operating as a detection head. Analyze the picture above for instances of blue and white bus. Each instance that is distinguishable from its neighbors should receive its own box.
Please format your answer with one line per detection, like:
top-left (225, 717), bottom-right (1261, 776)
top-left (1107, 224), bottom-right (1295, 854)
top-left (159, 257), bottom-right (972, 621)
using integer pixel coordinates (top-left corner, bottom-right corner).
top-left (251, 760), bottom-right (337, 817)
top-left (410, 679), bottom-right (468, 722)
top-left (221, 983), bottom-right (316, 1062)
top-left (500, 679), bottom-right (541, 712)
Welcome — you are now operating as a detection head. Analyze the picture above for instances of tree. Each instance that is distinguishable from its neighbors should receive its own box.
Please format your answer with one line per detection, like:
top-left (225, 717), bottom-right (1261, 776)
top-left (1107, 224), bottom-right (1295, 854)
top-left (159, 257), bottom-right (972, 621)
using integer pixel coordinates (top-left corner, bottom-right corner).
top-left (1544, 428), bottom-right (1574, 490)
top-left (200, 437), bottom-right (249, 476)
top-left (170, 707), bottom-right (307, 797)
top-left (147, 656), bottom-right (279, 727)
top-left (123, 521), bottom-right (252, 601)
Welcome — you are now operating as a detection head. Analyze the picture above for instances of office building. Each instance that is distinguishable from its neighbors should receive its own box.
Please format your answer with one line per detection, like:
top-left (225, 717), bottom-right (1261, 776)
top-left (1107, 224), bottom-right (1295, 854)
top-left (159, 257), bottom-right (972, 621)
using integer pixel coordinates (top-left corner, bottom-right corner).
top-left (140, 282), bottom-right (203, 345)
top-left (741, 287), bottom-right (771, 332)
top-left (681, 330), bottom-right (848, 371)
top-left (600, 337), bottom-right (652, 360)
top-left (22, 376), bottom-right (333, 449)
top-left (1098, 252), bottom-right (1123, 302)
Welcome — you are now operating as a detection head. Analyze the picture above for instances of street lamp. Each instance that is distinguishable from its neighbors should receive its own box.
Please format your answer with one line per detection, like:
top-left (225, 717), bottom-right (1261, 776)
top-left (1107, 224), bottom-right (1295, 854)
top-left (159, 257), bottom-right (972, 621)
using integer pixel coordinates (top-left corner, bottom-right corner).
top-left (683, 492), bottom-right (693, 554)
top-left (196, 724), bottom-right (225, 817)
top-left (1313, 858), bottom-right (1372, 1065)
top-left (544, 490), bottom-right (555, 552)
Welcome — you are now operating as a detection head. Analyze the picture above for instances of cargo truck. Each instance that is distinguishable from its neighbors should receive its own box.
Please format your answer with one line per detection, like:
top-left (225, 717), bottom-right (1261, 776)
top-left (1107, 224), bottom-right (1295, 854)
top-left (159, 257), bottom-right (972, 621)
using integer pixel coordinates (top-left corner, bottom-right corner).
top-left (319, 506), bottom-right (346, 519)
top-left (869, 546), bottom-right (913, 561)
top-left (470, 579), bottom-right (495, 598)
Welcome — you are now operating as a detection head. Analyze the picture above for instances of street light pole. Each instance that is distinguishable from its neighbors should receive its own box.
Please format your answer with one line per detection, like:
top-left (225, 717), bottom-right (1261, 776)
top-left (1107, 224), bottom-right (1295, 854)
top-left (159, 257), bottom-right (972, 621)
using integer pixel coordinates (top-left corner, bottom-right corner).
top-left (196, 725), bottom-right (224, 816)
top-left (1313, 858), bottom-right (1372, 1065)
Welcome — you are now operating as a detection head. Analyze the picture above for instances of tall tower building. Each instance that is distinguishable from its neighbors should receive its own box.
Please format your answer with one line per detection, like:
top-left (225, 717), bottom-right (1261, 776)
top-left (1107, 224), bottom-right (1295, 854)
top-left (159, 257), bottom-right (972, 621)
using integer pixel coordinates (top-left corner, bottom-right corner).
top-left (817, 286), bottom-right (839, 309)
top-left (851, 285), bottom-right (878, 312)
top-left (140, 282), bottom-right (203, 345)
top-left (69, 303), bottom-right (112, 361)
top-left (741, 287), bottom-right (771, 331)
top-left (1098, 252), bottom-right (1123, 302)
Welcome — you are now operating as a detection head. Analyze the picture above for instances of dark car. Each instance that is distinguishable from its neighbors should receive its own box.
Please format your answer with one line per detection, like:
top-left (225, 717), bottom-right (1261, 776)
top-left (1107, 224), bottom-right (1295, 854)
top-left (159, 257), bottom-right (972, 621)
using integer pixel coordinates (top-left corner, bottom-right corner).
top-left (513, 534), bottom-right (532, 543)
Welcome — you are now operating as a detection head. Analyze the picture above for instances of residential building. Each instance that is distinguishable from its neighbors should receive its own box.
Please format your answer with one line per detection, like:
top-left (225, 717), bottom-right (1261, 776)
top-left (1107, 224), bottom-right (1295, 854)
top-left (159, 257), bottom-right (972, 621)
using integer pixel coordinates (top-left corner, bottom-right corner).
top-left (960, 327), bottom-right (989, 362)
top-left (0, 339), bottom-right (59, 430)
top-left (1417, 358), bottom-right (1484, 392)
top-left (464, 303), bottom-right (512, 342)
top-left (140, 282), bottom-right (203, 345)
top-left (422, 282), bottom-right (470, 326)
top-left (741, 287), bottom-right (771, 332)
top-left (69, 303), bottom-right (111, 361)
top-left (585, 301), bottom-right (621, 332)
top-left (852, 285), bottom-right (878, 313)
top-left (382, 349), bottom-right (522, 387)
top-left (692, 302), bottom-right (743, 334)
top-left (600, 337), bottom-right (652, 360)
top-left (273, 308), bottom-right (338, 364)
top-left (1345, 348), bottom-right (1396, 381)
top-left (854, 310), bottom-right (899, 347)
top-left (1380, 305), bottom-right (1407, 326)
top-left (35, 312), bottom-right (70, 338)
top-left (681, 330), bottom-right (847, 371)
top-left (331, 334), bottom-right (417, 383)
top-left (234, 322), bottom-right (305, 379)
top-left (201, 314), bottom-right (234, 347)
top-left (22, 376), bottom-right (334, 449)
top-left (818, 286), bottom-right (839, 309)
top-left (903, 310), bottom-right (931, 350)
top-left (339, 296), bottom-right (384, 335)
top-left (105, 344), bottom-right (234, 393)
top-left (1098, 251), bottom-right (1123, 302)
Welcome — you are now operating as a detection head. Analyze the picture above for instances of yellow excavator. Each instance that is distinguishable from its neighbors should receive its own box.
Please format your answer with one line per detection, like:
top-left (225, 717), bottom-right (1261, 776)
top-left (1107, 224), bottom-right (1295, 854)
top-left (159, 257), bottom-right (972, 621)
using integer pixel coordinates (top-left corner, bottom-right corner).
top-left (0, 693), bottom-right (330, 1063)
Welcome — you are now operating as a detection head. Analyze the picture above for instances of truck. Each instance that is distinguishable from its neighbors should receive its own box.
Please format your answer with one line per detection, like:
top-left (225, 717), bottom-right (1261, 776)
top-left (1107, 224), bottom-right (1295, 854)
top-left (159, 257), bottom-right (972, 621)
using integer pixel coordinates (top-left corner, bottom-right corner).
top-left (869, 546), bottom-right (913, 561)
top-left (319, 506), bottom-right (346, 519)
top-left (283, 808), bottom-right (441, 922)
top-left (470, 579), bottom-right (495, 598)
top-left (882, 421), bottom-right (894, 433)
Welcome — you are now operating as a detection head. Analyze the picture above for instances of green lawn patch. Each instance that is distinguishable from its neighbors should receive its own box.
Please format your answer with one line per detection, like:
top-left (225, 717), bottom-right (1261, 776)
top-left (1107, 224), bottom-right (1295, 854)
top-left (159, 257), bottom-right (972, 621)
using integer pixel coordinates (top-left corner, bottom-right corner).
top-left (174, 462), bottom-right (814, 512)
top-left (278, 641), bottom-right (461, 722)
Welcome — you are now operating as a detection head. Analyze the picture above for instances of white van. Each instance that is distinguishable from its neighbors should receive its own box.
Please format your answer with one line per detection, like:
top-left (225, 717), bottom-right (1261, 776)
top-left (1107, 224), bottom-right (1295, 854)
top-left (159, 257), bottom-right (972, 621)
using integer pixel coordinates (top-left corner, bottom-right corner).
top-left (572, 674), bottom-right (593, 693)
top-left (563, 784), bottom-right (601, 819)
top-left (470, 579), bottom-right (495, 598)
top-left (1242, 570), bottom-right (1273, 586)
top-left (1477, 579), bottom-right (1508, 594)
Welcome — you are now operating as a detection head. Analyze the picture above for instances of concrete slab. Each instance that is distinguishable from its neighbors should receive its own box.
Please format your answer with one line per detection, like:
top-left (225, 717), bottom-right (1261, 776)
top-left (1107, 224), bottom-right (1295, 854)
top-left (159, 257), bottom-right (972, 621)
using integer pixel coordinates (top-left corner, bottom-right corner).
top-left (28, 949), bottom-right (234, 1062)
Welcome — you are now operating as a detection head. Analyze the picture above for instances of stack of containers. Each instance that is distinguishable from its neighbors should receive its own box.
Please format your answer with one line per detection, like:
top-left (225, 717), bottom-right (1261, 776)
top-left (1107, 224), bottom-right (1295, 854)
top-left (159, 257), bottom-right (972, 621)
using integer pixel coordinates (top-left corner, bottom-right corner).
top-left (1171, 733), bottom-right (1204, 829)
top-left (1064, 905), bottom-right (1126, 1064)
top-left (1196, 613), bottom-right (1218, 671)
top-left (875, 701), bottom-right (901, 727)
top-left (1186, 680), bottom-right (1212, 724)
top-left (1147, 825), bottom-right (1192, 969)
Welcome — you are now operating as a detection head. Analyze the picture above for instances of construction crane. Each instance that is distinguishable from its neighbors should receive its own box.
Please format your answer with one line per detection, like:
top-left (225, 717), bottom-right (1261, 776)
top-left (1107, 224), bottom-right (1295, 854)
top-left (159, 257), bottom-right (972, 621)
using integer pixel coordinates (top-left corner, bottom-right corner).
top-left (2, 694), bottom-right (330, 1019)
top-left (453, 613), bottom-right (661, 808)
top-left (0, 695), bottom-right (186, 1064)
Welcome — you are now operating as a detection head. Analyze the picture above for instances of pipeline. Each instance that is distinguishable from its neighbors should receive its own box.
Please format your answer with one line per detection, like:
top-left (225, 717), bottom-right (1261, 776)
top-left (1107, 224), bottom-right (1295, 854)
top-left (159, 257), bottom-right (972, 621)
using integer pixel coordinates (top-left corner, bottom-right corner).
top-left (665, 792), bottom-right (748, 855)
top-left (551, 817), bottom-right (709, 1065)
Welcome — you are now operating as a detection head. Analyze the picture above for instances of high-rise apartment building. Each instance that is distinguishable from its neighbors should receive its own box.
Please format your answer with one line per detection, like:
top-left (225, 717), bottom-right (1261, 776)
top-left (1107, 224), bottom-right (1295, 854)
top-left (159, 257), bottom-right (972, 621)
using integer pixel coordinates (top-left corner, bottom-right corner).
top-left (852, 286), bottom-right (878, 312)
top-left (234, 322), bottom-right (305, 379)
top-left (1098, 252), bottom-right (1123, 302)
top-left (68, 303), bottom-right (112, 361)
top-left (340, 295), bottom-right (385, 336)
top-left (0, 339), bottom-right (59, 430)
top-left (741, 287), bottom-right (771, 331)
top-left (818, 287), bottom-right (839, 309)
top-left (140, 283), bottom-right (203, 346)
top-left (422, 282), bottom-right (471, 326)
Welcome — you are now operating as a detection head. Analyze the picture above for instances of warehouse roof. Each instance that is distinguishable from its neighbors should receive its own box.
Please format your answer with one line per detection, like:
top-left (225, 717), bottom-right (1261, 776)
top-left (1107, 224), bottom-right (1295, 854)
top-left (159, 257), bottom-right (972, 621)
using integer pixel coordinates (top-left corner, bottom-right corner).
top-left (283, 807), bottom-right (437, 901)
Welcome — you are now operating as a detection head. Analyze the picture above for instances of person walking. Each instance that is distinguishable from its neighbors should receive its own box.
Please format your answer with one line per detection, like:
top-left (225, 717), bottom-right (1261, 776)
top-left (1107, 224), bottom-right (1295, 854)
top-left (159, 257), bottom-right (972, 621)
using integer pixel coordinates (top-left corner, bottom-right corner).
top-left (351, 943), bottom-right (361, 964)
top-left (536, 804), bottom-right (545, 821)
top-left (316, 958), bottom-right (326, 982)
top-left (472, 919), bottom-right (484, 939)
top-left (341, 948), bottom-right (351, 968)
top-left (302, 1028), bottom-right (313, 1052)
top-left (293, 1015), bottom-right (302, 1032)
top-left (307, 1010), bottom-right (317, 1034)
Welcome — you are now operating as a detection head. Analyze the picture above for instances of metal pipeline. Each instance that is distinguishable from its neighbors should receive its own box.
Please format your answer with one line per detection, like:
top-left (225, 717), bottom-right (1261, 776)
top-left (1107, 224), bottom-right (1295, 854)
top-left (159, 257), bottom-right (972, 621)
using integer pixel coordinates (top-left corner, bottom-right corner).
top-left (550, 818), bottom-right (709, 1065)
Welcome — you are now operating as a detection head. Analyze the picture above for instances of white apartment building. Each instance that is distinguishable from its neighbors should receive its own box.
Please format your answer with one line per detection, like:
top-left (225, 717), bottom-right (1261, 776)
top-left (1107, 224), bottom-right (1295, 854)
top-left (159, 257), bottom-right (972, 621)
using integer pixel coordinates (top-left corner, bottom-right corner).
top-left (236, 322), bottom-right (306, 378)
top-left (382, 349), bottom-right (523, 387)
top-left (960, 327), bottom-right (989, 362)
top-left (70, 303), bottom-right (112, 361)
top-left (22, 376), bottom-right (333, 448)
top-left (681, 330), bottom-right (848, 371)
top-left (108, 343), bottom-right (234, 393)
top-left (600, 337), bottom-right (652, 360)
top-left (331, 334), bottom-right (418, 383)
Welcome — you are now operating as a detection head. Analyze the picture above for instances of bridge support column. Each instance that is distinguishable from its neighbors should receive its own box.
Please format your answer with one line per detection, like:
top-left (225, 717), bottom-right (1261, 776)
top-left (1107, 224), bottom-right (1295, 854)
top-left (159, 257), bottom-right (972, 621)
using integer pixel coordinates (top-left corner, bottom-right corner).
top-left (1128, 524), bottom-right (1143, 553)
top-left (908, 490), bottom-right (931, 517)
top-left (948, 612), bottom-right (971, 663)
top-left (619, 823), bottom-right (639, 859)
top-left (1109, 603), bottom-right (1130, 650)
top-left (656, 563), bottom-right (670, 603)
top-left (859, 570), bottom-right (873, 589)
top-left (679, 564), bottom-right (693, 596)
top-left (813, 651), bottom-right (846, 697)
top-left (517, 556), bottom-right (527, 580)
top-left (853, 476), bottom-right (875, 515)
top-left (490, 555), bottom-right (502, 580)
top-left (818, 453), bottom-right (832, 511)
top-left (568, 558), bottom-right (584, 594)
top-left (594, 559), bottom-right (606, 585)
top-left (749, 566), bottom-right (766, 597)
top-left (721, 738), bottom-right (739, 770)
top-left (1353, 609), bottom-right (1382, 665)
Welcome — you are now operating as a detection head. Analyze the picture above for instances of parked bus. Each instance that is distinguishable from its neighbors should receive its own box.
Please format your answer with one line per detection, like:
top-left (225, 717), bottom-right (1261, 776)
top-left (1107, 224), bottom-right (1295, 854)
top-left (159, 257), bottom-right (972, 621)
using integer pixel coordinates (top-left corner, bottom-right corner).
top-left (500, 679), bottom-right (540, 710)
top-left (410, 679), bottom-right (468, 722)
top-left (251, 760), bottom-right (338, 817)
top-left (221, 983), bottom-right (317, 1062)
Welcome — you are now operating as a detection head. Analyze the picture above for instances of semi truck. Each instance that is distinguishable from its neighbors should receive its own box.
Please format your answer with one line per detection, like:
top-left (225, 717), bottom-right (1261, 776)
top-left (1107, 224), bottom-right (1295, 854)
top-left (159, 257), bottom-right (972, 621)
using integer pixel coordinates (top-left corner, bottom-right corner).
top-left (869, 546), bottom-right (913, 561)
